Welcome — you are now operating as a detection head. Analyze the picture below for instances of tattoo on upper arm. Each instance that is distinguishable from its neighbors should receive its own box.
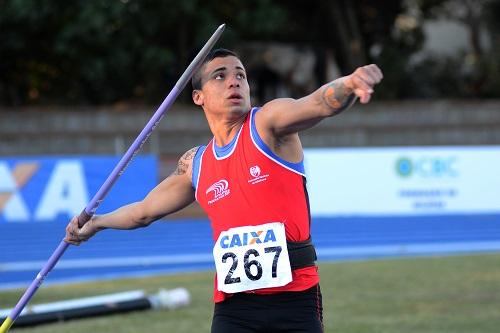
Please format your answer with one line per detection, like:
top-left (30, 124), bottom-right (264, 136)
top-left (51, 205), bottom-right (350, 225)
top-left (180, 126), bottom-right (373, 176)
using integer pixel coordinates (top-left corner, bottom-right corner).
top-left (173, 160), bottom-right (188, 176)
top-left (183, 147), bottom-right (198, 161)
top-left (172, 147), bottom-right (198, 176)
top-left (321, 81), bottom-right (356, 114)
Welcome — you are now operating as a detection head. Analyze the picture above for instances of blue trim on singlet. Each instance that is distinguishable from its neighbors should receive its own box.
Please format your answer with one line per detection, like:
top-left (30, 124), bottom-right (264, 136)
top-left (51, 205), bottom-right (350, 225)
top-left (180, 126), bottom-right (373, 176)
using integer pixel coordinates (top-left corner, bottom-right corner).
top-left (213, 131), bottom-right (239, 158)
top-left (250, 107), bottom-right (306, 174)
top-left (191, 145), bottom-right (206, 190)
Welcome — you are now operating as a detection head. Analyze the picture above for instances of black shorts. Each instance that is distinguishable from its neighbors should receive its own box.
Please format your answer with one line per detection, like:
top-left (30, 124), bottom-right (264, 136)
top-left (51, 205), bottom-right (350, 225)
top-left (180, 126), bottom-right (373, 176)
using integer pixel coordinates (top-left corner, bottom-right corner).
top-left (211, 284), bottom-right (323, 333)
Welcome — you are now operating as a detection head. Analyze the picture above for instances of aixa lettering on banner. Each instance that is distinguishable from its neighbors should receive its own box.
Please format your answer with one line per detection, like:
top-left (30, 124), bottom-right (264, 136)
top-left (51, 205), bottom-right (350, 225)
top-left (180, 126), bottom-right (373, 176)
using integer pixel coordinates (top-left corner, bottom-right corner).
top-left (0, 156), bottom-right (157, 223)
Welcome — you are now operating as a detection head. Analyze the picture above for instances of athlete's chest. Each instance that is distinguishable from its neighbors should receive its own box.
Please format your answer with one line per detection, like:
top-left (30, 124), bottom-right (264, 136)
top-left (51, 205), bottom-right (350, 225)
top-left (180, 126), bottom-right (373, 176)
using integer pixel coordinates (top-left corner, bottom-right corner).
top-left (198, 143), bottom-right (280, 206)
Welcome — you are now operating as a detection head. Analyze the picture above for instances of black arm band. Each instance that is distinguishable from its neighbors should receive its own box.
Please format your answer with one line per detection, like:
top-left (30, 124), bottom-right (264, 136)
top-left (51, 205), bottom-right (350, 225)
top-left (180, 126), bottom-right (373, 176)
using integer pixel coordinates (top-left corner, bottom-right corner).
top-left (287, 237), bottom-right (317, 270)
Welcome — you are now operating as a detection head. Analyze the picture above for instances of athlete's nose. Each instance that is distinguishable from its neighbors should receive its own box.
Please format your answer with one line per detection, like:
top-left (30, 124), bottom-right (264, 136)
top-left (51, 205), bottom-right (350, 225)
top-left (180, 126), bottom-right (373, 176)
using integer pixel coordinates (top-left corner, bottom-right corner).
top-left (227, 75), bottom-right (240, 88)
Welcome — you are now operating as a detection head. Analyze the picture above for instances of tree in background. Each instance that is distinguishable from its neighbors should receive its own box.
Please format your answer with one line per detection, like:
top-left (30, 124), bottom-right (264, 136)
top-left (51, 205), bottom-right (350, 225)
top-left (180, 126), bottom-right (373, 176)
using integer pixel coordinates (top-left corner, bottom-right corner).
top-left (0, 0), bottom-right (499, 107)
top-left (404, 0), bottom-right (500, 98)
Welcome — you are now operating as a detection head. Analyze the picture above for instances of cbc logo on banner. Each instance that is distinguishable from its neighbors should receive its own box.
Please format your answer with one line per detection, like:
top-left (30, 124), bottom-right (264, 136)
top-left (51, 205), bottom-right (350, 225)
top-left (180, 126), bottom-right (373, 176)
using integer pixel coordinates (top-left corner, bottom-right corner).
top-left (395, 156), bottom-right (458, 178)
top-left (0, 161), bottom-right (88, 223)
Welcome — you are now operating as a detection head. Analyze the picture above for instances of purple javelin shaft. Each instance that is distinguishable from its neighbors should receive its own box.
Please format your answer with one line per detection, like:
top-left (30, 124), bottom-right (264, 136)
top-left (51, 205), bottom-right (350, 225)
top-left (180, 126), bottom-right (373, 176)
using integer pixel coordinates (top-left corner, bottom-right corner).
top-left (2, 23), bottom-right (225, 329)
top-left (82, 84), bottom-right (181, 221)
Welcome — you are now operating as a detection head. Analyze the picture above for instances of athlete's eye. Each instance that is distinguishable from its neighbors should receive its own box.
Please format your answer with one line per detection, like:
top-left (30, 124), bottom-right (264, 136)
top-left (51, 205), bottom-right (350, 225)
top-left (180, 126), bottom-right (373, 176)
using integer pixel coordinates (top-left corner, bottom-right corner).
top-left (236, 73), bottom-right (246, 80)
top-left (214, 73), bottom-right (224, 80)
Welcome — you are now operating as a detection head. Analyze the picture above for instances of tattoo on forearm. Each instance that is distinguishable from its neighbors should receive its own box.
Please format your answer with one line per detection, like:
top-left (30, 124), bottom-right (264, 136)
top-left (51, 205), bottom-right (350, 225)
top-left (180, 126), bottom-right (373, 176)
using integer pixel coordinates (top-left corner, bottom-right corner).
top-left (172, 147), bottom-right (198, 176)
top-left (321, 81), bottom-right (356, 114)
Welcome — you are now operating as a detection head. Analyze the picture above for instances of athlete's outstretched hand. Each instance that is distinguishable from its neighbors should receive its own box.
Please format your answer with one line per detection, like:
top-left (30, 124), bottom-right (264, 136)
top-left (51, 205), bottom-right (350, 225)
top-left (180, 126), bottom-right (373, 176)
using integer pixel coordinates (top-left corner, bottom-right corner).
top-left (343, 64), bottom-right (383, 104)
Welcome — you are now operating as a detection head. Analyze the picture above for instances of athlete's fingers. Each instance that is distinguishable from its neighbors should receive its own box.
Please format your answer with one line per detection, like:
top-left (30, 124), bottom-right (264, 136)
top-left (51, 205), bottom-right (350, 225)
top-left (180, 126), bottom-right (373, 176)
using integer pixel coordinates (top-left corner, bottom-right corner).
top-left (353, 69), bottom-right (376, 87)
top-left (349, 65), bottom-right (383, 89)
top-left (349, 75), bottom-right (373, 95)
top-left (349, 75), bottom-right (371, 92)
top-left (354, 89), bottom-right (372, 104)
top-left (368, 64), bottom-right (383, 81)
top-left (360, 65), bottom-right (383, 85)
top-left (65, 216), bottom-right (78, 236)
top-left (64, 216), bottom-right (82, 245)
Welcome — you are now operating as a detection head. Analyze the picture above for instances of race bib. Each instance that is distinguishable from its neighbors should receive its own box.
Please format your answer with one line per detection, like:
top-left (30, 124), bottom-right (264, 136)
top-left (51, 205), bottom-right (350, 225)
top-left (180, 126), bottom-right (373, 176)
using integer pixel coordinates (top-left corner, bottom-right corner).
top-left (213, 222), bottom-right (292, 293)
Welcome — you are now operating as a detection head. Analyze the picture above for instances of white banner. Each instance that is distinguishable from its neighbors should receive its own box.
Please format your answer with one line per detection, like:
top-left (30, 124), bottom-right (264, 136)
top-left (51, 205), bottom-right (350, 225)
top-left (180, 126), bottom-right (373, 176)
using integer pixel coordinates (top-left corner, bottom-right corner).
top-left (304, 146), bottom-right (500, 216)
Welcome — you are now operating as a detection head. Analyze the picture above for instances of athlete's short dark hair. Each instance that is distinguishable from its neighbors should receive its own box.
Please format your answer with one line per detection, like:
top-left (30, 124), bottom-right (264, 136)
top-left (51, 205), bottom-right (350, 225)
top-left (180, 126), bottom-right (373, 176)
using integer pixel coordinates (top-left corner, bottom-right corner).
top-left (191, 48), bottom-right (239, 90)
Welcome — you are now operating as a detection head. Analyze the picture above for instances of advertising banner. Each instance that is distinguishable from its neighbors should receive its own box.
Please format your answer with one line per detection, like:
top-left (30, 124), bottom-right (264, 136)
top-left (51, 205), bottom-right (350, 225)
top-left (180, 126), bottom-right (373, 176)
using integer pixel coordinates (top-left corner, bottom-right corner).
top-left (0, 155), bottom-right (157, 223)
top-left (304, 146), bottom-right (500, 216)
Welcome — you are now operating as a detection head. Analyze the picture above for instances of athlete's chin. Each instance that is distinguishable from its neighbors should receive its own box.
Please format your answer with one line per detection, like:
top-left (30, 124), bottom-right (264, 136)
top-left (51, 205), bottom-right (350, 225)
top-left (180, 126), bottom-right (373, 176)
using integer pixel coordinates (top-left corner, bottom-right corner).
top-left (227, 104), bottom-right (251, 115)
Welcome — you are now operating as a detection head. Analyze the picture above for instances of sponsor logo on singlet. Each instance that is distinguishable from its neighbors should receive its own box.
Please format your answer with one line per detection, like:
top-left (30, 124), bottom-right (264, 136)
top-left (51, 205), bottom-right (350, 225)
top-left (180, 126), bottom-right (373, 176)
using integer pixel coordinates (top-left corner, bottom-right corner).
top-left (250, 165), bottom-right (261, 177)
top-left (248, 165), bottom-right (269, 185)
top-left (219, 228), bottom-right (277, 249)
top-left (206, 179), bottom-right (230, 204)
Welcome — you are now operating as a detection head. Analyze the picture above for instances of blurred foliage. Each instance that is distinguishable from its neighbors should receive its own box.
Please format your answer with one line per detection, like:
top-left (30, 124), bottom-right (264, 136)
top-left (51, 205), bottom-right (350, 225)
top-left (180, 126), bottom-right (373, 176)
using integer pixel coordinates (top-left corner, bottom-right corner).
top-left (0, 0), bottom-right (499, 106)
top-left (0, 0), bottom-right (288, 105)
top-left (397, 0), bottom-right (500, 99)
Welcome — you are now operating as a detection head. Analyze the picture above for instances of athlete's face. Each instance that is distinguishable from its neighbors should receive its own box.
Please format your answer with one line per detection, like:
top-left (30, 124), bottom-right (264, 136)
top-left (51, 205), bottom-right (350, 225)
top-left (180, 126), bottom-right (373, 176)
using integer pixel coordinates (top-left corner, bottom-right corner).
top-left (192, 56), bottom-right (251, 117)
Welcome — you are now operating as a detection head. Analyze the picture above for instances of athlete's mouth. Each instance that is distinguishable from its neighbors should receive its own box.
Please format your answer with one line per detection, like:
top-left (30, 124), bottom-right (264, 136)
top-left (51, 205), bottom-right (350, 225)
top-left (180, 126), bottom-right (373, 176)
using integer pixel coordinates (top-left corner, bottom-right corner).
top-left (228, 93), bottom-right (243, 100)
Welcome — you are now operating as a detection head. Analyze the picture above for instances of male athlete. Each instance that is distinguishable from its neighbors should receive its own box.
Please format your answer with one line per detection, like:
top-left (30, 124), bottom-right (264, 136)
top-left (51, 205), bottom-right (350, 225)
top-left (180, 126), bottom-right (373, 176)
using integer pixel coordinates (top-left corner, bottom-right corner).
top-left (66, 48), bottom-right (383, 332)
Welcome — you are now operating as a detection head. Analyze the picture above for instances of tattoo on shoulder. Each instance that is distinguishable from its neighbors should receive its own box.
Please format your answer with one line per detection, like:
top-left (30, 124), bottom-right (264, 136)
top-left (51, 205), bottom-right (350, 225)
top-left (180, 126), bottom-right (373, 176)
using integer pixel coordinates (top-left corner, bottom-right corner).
top-left (321, 81), bottom-right (355, 114)
top-left (182, 147), bottom-right (198, 161)
top-left (172, 147), bottom-right (198, 176)
top-left (173, 159), bottom-right (188, 175)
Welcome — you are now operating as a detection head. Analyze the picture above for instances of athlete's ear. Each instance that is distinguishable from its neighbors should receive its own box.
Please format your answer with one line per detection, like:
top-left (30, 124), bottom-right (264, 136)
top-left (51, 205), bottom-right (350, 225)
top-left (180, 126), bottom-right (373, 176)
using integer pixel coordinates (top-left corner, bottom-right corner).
top-left (192, 89), bottom-right (203, 106)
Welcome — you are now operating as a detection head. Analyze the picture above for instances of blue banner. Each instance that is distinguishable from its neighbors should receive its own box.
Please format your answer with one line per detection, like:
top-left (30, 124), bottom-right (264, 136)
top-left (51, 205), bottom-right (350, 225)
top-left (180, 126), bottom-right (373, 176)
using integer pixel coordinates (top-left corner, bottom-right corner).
top-left (0, 155), bottom-right (157, 224)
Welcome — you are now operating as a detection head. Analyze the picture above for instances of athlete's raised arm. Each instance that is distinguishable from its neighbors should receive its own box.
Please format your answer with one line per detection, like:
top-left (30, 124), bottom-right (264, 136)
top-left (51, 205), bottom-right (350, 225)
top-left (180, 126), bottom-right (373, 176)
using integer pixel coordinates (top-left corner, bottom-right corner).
top-left (65, 147), bottom-right (199, 245)
top-left (257, 64), bottom-right (383, 137)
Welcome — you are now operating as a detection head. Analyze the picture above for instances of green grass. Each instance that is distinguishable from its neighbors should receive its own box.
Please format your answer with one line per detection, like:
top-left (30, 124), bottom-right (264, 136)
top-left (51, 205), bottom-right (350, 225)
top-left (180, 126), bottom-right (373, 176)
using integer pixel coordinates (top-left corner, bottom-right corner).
top-left (2, 253), bottom-right (500, 332)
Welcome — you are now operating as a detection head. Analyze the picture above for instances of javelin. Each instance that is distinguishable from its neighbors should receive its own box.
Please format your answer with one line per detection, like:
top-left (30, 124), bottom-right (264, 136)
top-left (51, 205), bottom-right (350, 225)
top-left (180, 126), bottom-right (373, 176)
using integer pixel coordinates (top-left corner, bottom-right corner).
top-left (0, 23), bottom-right (226, 333)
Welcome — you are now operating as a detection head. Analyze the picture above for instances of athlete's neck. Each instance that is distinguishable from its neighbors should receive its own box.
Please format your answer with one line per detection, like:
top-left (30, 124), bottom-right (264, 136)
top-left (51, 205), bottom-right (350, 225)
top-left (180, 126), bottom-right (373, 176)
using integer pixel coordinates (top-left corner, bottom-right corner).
top-left (206, 111), bottom-right (248, 147)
